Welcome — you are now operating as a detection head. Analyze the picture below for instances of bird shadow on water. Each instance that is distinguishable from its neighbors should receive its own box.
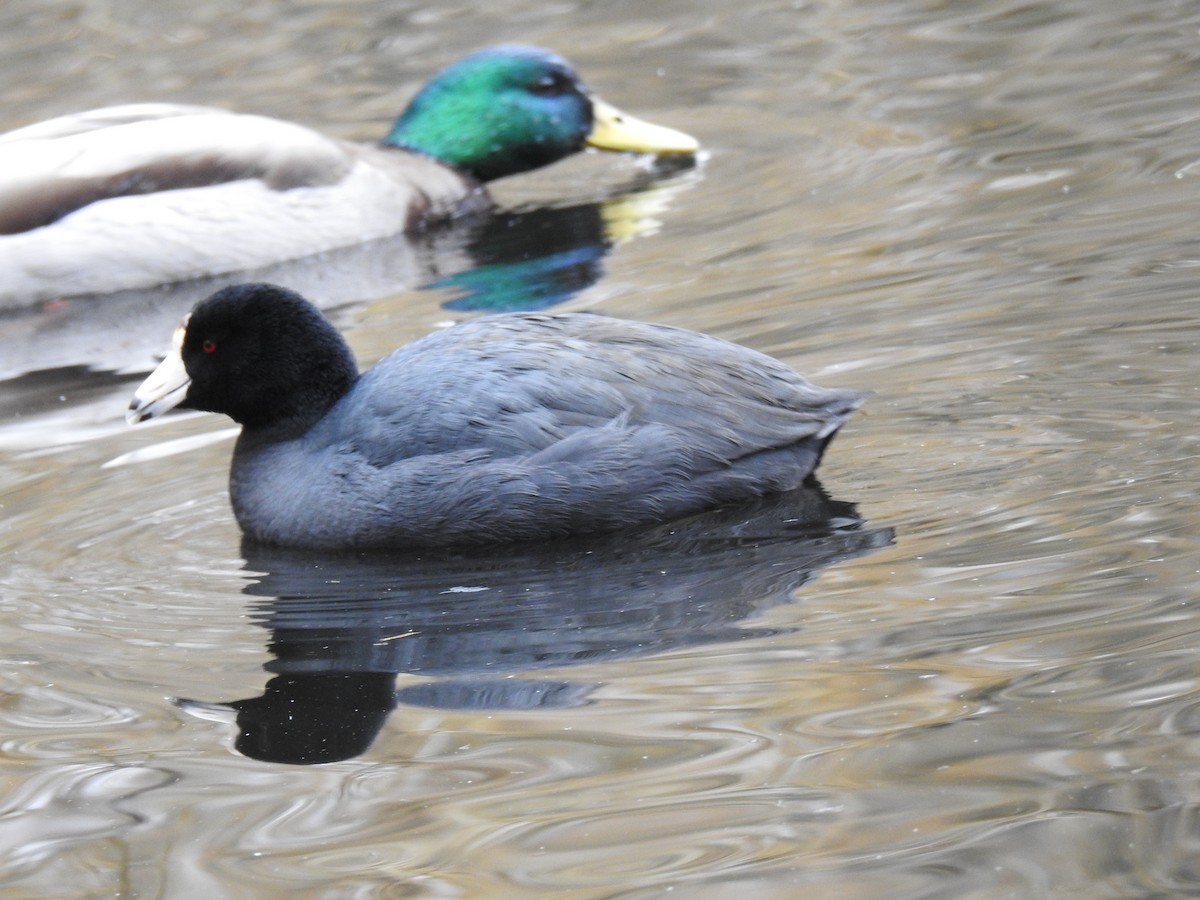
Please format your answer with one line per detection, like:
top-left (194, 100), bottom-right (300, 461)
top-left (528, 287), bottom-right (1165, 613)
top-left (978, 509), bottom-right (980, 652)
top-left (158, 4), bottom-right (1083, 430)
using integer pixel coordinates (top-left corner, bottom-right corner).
top-left (177, 483), bottom-right (894, 765)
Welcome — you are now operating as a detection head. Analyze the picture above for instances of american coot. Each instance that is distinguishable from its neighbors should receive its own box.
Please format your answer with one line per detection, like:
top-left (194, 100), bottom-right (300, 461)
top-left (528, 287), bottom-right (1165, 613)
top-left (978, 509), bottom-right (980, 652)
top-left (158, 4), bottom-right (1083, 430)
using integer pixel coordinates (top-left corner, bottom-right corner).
top-left (0, 45), bottom-right (697, 303)
top-left (127, 283), bottom-right (865, 549)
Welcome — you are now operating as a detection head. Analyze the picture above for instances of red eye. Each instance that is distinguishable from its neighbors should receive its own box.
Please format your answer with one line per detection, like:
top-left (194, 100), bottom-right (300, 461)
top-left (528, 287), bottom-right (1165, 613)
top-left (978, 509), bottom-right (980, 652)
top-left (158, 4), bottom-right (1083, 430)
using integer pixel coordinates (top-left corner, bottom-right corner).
top-left (202, 339), bottom-right (217, 354)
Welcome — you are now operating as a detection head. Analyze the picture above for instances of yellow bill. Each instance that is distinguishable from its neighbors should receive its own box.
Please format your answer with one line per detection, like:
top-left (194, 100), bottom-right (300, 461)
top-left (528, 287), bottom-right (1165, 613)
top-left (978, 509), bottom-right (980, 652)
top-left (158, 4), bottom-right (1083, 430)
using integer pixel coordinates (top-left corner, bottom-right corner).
top-left (586, 97), bottom-right (699, 155)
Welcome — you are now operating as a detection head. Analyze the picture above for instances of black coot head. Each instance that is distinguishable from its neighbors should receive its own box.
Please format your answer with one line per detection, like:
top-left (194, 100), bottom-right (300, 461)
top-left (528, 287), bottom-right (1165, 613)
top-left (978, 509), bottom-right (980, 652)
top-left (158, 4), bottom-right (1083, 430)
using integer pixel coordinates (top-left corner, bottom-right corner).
top-left (178, 283), bottom-right (358, 430)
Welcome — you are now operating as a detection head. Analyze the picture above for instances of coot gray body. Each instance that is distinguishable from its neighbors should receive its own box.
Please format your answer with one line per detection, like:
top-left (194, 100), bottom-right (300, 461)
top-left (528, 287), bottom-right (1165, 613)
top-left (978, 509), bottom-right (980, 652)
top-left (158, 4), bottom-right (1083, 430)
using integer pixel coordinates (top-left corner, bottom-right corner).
top-left (128, 283), bottom-right (865, 549)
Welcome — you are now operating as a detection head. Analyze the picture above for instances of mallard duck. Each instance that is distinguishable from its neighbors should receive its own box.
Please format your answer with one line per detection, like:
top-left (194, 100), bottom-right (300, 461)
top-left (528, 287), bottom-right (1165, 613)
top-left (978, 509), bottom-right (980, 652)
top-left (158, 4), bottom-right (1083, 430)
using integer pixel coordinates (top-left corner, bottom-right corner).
top-left (126, 283), bottom-right (865, 550)
top-left (0, 45), bottom-right (697, 305)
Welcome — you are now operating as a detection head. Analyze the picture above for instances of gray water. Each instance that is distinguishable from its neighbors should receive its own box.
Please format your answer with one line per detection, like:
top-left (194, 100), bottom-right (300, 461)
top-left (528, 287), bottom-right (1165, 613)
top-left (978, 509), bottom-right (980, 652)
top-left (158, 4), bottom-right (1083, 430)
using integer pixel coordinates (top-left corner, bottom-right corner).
top-left (3, 0), bottom-right (1200, 896)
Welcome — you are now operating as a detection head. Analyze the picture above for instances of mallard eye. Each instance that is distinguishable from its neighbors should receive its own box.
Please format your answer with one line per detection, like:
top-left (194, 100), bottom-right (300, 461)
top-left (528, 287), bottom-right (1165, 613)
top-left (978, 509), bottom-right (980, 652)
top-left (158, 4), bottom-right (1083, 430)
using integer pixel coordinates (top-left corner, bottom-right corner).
top-left (529, 71), bottom-right (571, 96)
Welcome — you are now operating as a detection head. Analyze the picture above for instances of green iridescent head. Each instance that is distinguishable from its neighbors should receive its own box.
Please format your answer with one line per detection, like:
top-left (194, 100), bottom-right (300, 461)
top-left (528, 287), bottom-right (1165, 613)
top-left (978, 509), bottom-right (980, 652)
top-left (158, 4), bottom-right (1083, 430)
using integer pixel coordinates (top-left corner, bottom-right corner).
top-left (385, 45), bottom-right (698, 183)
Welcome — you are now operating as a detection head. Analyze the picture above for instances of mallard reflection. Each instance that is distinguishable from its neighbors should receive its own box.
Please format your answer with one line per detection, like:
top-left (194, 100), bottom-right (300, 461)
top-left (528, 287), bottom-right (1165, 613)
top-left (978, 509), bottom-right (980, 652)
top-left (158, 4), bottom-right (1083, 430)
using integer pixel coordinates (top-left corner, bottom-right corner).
top-left (1, 167), bottom-right (699, 379)
top-left (432, 169), bottom-right (700, 312)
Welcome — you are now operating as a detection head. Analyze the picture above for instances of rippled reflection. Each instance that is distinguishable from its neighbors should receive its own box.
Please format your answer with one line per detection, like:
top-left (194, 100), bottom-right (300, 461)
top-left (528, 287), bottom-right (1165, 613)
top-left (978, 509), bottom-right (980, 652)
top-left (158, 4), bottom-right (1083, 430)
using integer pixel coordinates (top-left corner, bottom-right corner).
top-left (0, 162), bottom-right (697, 379)
top-left (434, 164), bottom-right (701, 312)
top-left (178, 485), bottom-right (893, 764)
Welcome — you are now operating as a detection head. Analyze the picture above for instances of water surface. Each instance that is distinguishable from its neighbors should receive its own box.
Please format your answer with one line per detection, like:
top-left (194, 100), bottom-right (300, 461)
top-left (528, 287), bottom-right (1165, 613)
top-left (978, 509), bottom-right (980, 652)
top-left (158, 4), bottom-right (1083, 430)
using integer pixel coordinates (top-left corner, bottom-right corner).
top-left (3, 0), bottom-right (1200, 896)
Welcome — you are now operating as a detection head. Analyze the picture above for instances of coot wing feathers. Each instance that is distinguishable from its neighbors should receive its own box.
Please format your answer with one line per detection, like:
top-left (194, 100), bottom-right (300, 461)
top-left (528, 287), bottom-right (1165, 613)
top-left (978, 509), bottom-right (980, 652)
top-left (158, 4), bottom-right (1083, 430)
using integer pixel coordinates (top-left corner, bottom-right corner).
top-left (314, 313), bottom-right (862, 469)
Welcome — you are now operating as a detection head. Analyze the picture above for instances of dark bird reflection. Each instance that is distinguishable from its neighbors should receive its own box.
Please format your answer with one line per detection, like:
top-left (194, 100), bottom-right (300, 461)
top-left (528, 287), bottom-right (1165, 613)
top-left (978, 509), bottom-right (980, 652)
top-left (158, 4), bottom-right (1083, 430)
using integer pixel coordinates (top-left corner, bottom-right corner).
top-left (179, 484), bottom-right (894, 765)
